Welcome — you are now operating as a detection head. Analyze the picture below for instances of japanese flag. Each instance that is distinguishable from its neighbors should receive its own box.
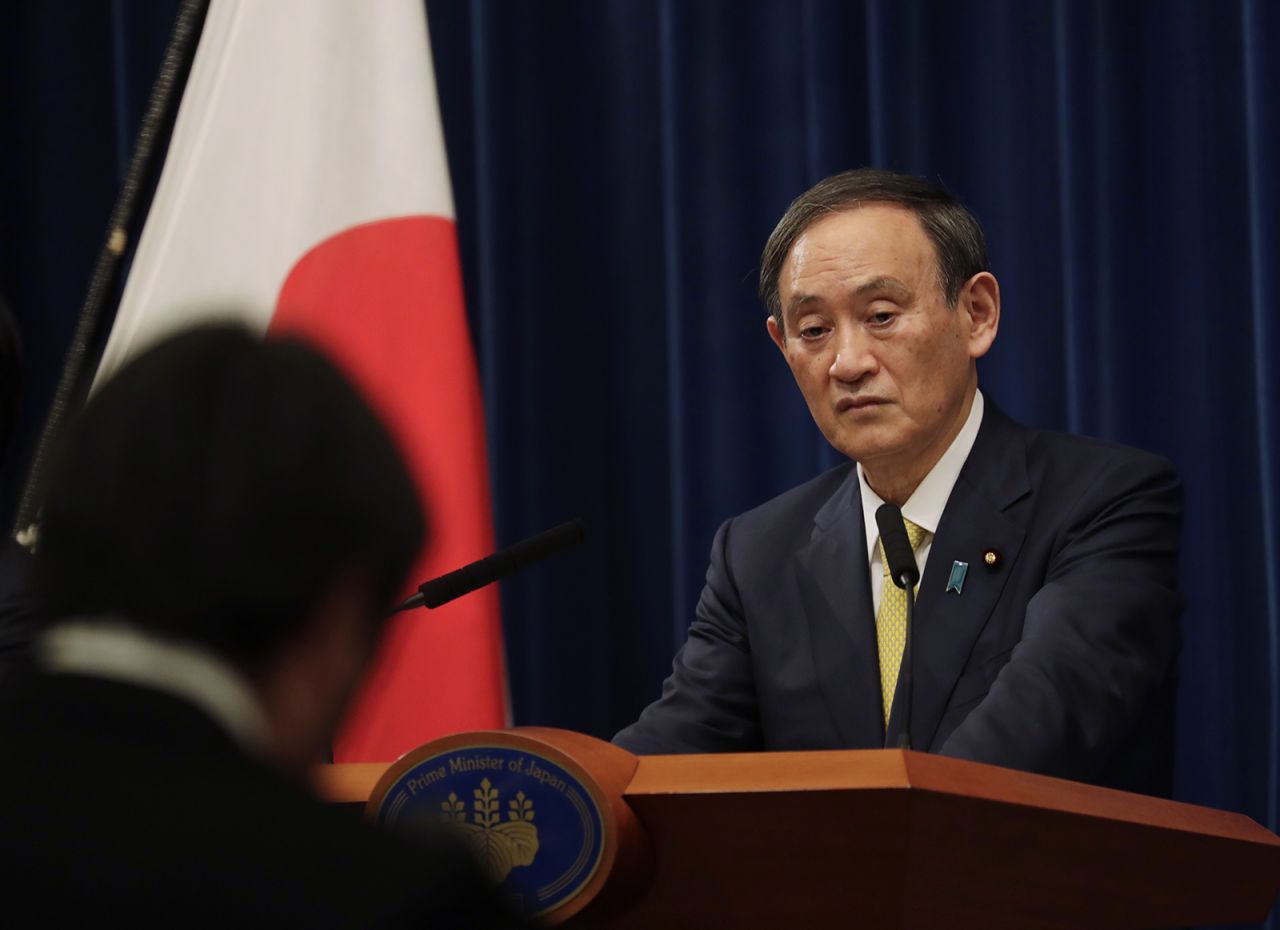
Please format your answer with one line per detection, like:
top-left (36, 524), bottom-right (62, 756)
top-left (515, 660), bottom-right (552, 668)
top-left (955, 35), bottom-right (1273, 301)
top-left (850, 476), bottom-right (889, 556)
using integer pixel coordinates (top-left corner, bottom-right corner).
top-left (97, 0), bottom-right (506, 761)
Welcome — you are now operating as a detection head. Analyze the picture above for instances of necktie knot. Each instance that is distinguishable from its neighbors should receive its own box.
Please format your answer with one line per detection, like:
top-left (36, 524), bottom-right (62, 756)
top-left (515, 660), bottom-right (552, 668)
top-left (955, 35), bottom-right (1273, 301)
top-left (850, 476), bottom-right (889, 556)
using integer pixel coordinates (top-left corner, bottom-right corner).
top-left (878, 517), bottom-right (928, 578)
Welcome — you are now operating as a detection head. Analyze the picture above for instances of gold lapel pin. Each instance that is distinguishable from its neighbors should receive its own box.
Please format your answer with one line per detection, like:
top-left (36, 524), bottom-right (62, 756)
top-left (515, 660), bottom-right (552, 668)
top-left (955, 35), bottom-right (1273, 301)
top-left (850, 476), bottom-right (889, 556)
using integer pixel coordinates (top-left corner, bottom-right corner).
top-left (983, 548), bottom-right (1002, 569)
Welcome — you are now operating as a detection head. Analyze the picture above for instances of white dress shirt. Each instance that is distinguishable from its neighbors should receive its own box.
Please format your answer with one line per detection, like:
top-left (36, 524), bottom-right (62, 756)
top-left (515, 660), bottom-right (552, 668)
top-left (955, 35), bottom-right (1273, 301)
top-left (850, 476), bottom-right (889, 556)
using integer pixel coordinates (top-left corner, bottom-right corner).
top-left (39, 620), bottom-right (270, 752)
top-left (860, 389), bottom-right (985, 613)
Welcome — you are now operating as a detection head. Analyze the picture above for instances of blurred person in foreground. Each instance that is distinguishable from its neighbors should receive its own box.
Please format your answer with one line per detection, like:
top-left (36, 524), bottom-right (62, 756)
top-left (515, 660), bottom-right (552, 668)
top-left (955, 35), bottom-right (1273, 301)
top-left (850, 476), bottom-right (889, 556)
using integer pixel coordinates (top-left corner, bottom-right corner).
top-left (616, 169), bottom-right (1181, 796)
top-left (0, 324), bottom-right (525, 928)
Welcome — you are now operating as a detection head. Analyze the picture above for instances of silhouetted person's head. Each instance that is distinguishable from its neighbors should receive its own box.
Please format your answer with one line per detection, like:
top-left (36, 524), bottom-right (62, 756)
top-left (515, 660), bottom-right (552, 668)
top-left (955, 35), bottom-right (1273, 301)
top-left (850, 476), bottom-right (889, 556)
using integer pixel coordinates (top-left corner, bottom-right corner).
top-left (37, 323), bottom-right (425, 769)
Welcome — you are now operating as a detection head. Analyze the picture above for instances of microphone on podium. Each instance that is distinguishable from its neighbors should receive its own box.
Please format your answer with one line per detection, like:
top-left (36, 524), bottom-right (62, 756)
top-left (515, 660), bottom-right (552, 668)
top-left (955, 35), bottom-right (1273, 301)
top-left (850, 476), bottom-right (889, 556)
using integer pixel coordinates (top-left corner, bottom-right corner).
top-left (875, 503), bottom-right (920, 750)
top-left (392, 518), bottom-right (587, 614)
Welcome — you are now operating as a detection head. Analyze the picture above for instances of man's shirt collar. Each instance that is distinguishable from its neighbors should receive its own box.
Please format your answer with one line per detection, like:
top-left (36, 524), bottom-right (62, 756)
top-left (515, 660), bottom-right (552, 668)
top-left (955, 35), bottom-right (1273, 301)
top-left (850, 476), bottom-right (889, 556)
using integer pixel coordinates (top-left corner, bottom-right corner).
top-left (39, 620), bottom-right (270, 753)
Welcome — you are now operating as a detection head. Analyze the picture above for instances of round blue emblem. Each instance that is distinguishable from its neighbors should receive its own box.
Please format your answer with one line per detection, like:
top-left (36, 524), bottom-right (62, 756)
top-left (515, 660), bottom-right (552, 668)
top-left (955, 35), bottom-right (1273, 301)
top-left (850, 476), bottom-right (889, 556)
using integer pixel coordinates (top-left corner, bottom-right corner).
top-left (372, 744), bottom-right (605, 916)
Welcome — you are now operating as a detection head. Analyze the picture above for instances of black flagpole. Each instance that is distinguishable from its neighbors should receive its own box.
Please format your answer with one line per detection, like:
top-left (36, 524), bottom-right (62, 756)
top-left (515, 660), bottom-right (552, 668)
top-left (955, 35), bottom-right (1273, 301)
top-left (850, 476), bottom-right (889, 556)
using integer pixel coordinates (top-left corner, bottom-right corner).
top-left (11, 0), bottom-right (211, 539)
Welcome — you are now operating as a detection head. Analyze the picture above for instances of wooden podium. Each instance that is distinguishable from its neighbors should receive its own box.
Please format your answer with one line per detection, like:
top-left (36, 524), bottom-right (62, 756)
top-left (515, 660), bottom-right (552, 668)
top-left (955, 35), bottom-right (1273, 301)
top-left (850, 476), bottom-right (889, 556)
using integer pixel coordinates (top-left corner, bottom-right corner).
top-left (315, 728), bottom-right (1280, 928)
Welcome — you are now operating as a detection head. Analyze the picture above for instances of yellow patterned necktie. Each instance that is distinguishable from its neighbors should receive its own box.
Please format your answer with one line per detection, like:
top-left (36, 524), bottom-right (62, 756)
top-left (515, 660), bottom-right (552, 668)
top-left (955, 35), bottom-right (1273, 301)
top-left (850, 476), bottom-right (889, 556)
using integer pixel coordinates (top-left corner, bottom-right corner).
top-left (876, 518), bottom-right (929, 725)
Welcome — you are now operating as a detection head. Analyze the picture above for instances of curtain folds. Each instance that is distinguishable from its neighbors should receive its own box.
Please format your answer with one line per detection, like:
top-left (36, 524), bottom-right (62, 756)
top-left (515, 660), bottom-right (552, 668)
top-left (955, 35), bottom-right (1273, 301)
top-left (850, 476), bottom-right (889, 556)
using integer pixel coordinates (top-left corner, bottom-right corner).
top-left (3, 9), bottom-right (1278, 918)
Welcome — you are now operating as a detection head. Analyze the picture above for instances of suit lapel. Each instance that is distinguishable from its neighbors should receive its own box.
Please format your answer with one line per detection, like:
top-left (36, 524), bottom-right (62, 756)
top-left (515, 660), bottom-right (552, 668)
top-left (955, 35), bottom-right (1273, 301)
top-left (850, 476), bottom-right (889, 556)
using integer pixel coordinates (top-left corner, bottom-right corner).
top-left (892, 403), bottom-right (1031, 750)
top-left (795, 470), bottom-right (885, 747)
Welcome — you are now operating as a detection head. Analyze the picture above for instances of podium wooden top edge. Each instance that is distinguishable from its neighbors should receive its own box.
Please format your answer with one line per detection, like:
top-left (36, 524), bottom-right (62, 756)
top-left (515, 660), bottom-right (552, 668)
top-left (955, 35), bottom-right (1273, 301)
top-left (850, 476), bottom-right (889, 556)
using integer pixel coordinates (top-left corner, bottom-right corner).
top-left (624, 747), bottom-right (910, 794)
top-left (625, 748), bottom-right (1280, 848)
top-left (311, 741), bottom-right (1280, 854)
top-left (312, 762), bottom-right (387, 804)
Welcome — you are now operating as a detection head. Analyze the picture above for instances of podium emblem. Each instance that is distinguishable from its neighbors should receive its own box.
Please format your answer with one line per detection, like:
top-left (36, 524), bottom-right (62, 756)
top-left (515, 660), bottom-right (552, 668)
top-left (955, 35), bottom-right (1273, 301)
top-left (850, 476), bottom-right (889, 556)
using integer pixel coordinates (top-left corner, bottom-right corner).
top-left (372, 745), bottom-right (604, 916)
top-left (444, 778), bottom-right (540, 881)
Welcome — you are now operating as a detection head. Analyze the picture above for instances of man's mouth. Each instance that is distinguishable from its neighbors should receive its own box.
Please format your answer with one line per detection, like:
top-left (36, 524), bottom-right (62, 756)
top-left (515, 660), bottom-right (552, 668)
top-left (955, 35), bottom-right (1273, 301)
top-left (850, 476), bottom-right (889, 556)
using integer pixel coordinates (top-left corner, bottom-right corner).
top-left (835, 396), bottom-right (888, 413)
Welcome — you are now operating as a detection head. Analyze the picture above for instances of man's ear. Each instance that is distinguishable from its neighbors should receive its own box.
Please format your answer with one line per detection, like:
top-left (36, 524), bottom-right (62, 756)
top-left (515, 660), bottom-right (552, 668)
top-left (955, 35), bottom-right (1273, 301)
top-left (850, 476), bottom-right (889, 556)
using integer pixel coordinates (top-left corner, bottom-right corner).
top-left (962, 272), bottom-right (1000, 359)
top-left (766, 315), bottom-right (787, 354)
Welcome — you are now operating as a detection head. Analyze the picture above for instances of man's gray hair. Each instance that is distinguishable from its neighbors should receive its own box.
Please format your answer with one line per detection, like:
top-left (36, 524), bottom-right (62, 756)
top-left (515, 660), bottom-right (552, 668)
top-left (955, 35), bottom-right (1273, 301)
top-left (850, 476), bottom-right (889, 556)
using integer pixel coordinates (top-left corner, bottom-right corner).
top-left (759, 168), bottom-right (989, 331)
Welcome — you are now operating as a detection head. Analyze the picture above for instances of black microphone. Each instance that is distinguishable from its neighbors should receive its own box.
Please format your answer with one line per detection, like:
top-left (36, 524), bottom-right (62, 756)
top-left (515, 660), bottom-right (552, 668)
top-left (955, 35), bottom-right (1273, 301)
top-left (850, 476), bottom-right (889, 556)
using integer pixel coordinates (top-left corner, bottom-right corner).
top-left (876, 503), bottom-right (920, 751)
top-left (876, 503), bottom-right (920, 588)
top-left (392, 519), bottom-right (586, 614)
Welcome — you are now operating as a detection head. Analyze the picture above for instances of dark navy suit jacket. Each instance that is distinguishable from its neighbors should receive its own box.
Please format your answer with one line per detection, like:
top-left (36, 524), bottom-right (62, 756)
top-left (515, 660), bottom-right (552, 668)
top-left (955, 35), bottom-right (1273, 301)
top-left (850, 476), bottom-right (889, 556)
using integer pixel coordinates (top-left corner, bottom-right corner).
top-left (615, 402), bottom-right (1183, 795)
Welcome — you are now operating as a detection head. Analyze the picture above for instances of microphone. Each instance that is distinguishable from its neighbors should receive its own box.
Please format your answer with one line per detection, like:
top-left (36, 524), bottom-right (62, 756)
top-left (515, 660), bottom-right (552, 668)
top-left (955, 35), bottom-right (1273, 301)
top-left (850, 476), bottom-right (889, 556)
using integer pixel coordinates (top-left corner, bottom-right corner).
top-left (876, 503), bottom-right (919, 588)
top-left (392, 519), bottom-right (586, 614)
top-left (875, 503), bottom-right (919, 751)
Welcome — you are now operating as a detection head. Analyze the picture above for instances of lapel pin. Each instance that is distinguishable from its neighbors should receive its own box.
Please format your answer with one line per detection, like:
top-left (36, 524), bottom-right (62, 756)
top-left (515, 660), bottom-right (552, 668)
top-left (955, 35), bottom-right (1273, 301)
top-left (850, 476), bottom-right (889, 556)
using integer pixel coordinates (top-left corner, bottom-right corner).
top-left (983, 548), bottom-right (1002, 570)
top-left (945, 560), bottom-right (968, 595)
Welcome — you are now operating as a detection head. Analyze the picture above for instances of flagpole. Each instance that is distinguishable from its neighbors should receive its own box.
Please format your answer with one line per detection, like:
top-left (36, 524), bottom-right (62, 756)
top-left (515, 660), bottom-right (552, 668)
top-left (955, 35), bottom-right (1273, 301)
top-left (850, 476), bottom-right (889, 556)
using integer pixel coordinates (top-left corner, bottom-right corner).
top-left (11, 0), bottom-right (211, 539)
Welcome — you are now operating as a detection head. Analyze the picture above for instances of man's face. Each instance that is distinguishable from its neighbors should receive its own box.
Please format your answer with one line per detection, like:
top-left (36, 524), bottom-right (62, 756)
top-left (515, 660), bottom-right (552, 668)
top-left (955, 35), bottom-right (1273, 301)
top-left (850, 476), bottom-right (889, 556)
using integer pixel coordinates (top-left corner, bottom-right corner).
top-left (257, 575), bottom-right (383, 773)
top-left (767, 204), bottom-right (998, 483)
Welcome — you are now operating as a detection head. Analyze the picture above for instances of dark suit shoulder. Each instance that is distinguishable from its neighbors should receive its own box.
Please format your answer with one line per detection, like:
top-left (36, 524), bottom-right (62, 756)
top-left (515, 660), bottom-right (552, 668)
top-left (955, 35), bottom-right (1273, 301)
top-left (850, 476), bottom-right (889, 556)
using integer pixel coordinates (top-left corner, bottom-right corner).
top-left (721, 462), bottom-right (857, 554)
top-left (968, 402), bottom-right (1180, 516)
top-left (1017, 424), bottom-right (1182, 521)
top-left (1024, 423), bottom-right (1175, 472)
top-left (704, 462), bottom-right (860, 599)
top-left (0, 674), bottom-right (526, 928)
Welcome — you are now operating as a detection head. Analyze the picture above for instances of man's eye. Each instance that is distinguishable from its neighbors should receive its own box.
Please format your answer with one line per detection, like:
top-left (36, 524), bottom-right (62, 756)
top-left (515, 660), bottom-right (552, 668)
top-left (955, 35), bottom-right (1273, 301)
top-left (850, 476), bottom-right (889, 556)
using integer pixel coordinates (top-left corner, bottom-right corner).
top-left (869, 311), bottom-right (895, 326)
top-left (799, 326), bottom-right (827, 340)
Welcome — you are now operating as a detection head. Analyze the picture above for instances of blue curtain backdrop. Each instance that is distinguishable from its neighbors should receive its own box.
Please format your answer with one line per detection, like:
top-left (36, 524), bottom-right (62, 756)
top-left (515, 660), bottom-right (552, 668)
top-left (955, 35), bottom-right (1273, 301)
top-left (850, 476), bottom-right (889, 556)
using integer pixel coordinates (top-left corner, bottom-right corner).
top-left (3, 1), bottom-right (1279, 919)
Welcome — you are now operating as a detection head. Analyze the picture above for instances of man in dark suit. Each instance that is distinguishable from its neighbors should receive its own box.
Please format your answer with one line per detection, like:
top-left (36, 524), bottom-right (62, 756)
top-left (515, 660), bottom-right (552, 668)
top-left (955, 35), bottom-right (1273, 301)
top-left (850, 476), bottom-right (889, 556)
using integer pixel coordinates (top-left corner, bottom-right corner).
top-left (0, 325), bottom-right (525, 927)
top-left (615, 169), bottom-right (1182, 796)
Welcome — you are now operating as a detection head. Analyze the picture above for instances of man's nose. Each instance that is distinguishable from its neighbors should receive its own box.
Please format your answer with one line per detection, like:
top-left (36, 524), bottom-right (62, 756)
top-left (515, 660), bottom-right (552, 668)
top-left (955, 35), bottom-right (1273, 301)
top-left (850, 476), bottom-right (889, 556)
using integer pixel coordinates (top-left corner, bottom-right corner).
top-left (828, 326), bottom-right (877, 383)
